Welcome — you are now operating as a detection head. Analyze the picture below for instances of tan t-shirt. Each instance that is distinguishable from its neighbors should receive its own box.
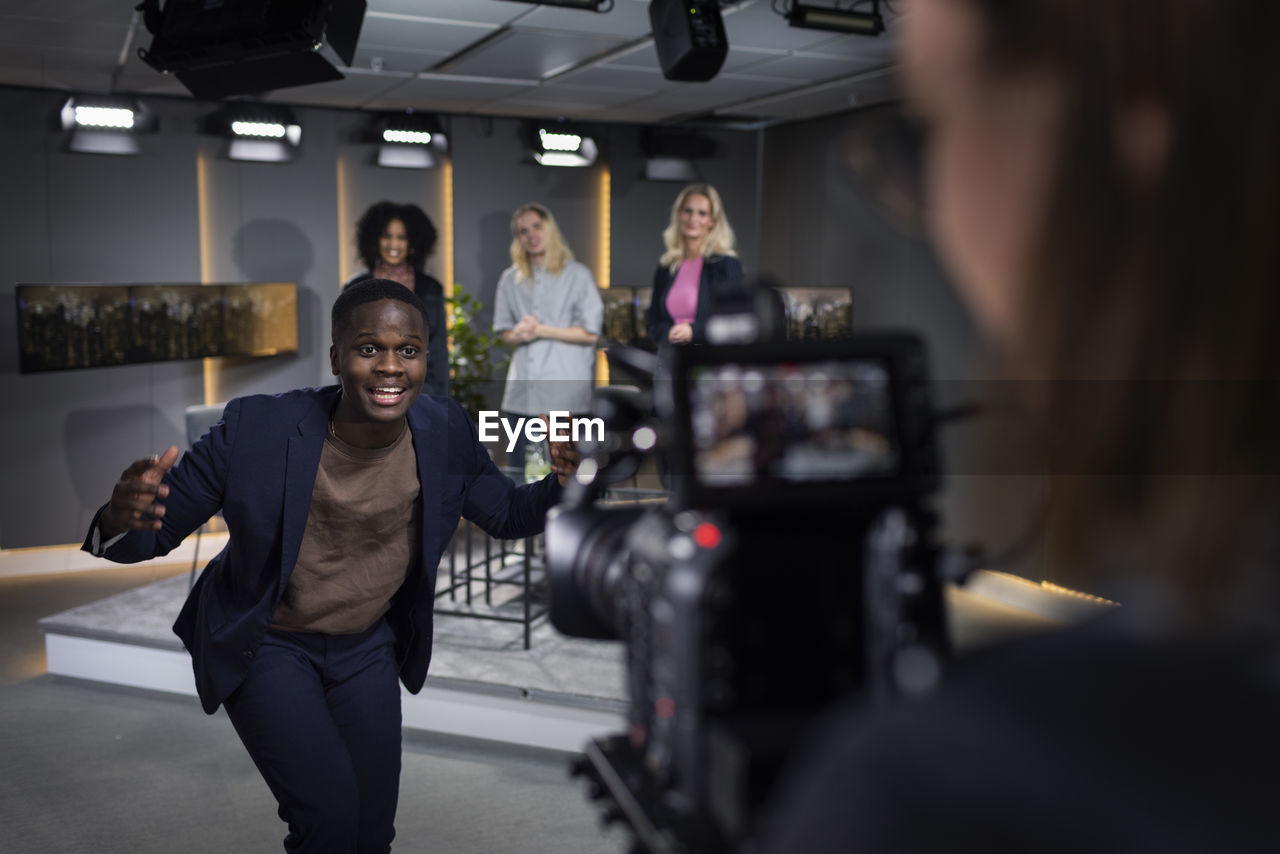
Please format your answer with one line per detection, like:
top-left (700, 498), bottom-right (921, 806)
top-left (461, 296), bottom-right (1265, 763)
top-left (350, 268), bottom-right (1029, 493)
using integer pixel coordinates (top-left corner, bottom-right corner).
top-left (270, 423), bottom-right (422, 634)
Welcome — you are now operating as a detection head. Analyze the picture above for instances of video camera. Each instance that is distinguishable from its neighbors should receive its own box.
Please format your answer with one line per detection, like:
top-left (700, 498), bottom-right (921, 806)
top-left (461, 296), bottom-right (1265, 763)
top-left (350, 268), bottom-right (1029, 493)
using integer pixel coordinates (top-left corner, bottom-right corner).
top-left (546, 324), bottom-right (968, 852)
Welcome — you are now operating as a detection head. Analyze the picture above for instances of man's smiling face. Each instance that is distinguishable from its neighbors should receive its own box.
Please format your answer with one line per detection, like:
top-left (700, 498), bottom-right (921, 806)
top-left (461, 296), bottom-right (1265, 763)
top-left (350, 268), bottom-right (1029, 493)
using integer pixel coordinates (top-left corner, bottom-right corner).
top-left (330, 298), bottom-right (427, 430)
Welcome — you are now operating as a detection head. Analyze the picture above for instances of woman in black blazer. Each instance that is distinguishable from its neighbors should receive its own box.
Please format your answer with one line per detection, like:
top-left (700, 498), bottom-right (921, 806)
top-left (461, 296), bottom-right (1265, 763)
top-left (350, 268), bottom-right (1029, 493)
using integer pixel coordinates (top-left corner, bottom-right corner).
top-left (350, 201), bottom-right (450, 396)
top-left (646, 183), bottom-right (744, 345)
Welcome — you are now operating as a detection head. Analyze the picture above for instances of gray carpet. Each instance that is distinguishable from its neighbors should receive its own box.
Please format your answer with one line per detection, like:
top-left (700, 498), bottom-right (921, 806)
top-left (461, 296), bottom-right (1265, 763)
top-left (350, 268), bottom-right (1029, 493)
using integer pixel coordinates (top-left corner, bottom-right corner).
top-left (0, 675), bottom-right (629, 854)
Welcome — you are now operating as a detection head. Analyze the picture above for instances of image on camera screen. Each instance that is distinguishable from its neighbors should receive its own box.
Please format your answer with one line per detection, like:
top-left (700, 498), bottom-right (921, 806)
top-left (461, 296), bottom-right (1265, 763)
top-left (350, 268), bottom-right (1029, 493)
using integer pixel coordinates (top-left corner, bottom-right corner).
top-left (688, 359), bottom-right (897, 486)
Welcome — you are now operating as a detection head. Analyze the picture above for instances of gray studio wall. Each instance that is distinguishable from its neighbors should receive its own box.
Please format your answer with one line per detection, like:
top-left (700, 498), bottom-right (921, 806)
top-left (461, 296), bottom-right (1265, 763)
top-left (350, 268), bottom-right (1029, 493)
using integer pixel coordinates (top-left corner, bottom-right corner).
top-left (0, 88), bottom-right (205, 549)
top-left (0, 86), bottom-right (764, 548)
top-left (760, 108), bottom-right (1047, 578)
top-left (0, 89), bottom-right (399, 547)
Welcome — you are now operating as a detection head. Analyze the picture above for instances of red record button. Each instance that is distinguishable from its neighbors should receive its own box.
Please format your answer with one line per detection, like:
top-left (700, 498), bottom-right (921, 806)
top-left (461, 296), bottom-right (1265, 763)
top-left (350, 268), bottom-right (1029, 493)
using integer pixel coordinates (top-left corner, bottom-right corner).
top-left (693, 522), bottom-right (721, 549)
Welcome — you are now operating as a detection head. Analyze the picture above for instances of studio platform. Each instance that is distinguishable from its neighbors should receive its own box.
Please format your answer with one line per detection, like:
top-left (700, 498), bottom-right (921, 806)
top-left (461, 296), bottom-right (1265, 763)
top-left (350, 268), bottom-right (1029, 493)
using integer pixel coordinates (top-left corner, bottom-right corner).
top-left (37, 534), bottom-right (629, 754)
top-left (33, 533), bottom-right (1110, 754)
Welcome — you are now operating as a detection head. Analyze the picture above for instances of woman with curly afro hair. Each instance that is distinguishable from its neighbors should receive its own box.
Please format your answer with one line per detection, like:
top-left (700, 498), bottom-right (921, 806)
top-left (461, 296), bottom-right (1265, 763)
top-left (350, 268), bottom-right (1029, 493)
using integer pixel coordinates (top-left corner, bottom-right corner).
top-left (349, 201), bottom-right (449, 396)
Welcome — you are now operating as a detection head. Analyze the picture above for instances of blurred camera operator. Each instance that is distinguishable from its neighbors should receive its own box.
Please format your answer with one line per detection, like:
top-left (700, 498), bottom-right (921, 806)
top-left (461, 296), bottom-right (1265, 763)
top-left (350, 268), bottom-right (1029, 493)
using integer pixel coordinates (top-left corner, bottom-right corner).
top-left (760, 1), bottom-right (1280, 851)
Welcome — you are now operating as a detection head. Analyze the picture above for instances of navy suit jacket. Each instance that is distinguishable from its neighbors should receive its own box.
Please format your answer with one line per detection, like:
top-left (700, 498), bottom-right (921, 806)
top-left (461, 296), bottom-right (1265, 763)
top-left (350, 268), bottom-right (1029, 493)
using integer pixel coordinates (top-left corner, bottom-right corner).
top-left (82, 386), bottom-right (560, 713)
top-left (647, 254), bottom-right (745, 344)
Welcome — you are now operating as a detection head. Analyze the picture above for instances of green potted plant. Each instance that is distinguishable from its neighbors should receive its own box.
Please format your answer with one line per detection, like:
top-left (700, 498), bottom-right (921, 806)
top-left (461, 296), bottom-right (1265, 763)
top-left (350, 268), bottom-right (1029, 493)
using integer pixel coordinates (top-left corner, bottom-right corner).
top-left (446, 284), bottom-right (509, 418)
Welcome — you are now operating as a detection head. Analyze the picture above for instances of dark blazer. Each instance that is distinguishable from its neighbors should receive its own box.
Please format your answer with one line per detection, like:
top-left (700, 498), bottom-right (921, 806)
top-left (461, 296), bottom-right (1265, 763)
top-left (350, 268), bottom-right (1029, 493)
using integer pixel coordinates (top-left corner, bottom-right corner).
top-left (646, 254), bottom-right (745, 344)
top-left (349, 270), bottom-right (450, 398)
top-left (82, 386), bottom-right (559, 713)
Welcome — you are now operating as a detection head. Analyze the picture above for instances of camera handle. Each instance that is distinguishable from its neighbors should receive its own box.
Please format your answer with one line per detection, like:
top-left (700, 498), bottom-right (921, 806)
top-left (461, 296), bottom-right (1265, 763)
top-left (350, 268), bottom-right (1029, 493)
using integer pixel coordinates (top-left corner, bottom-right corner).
top-left (864, 507), bottom-right (974, 705)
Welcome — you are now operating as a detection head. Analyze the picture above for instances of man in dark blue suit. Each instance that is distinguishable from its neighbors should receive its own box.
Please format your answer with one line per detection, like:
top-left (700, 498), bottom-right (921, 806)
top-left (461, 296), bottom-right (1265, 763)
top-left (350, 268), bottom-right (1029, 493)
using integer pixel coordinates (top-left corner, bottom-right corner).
top-left (84, 279), bottom-right (569, 853)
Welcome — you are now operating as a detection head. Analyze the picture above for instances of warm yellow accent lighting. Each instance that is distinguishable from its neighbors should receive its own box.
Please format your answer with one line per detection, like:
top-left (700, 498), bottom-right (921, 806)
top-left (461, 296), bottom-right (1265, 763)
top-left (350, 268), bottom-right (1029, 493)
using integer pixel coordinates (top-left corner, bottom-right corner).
top-left (595, 165), bottom-right (611, 387)
top-left (336, 155), bottom-right (352, 284)
top-left (595, 347), bottom-right (610, 386)
top-left (442, 156), bottom-right (456, 359)
top-left (976, 570), bottom-right (1120, 608)
top-left (597, 165), bottom-right (611, 290)
top-left (196, 149), bottom-right (219, 406)
top-left (1039, 580), bottom-right (1120, 607)
top-left (442, 157), bottom-right (455, 301)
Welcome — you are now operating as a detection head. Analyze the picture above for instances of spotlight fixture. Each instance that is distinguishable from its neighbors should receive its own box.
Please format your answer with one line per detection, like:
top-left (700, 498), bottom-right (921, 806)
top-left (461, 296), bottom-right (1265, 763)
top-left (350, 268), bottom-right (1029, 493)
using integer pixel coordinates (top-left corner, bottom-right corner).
top-left (493, 0), bottom-right (612, 10)
top-left (383, 130), bottom-right (433, 145)
top-left (370, 113), bottom-right (449, 169)
top-left (204, 104), bottom-right (302, 163)
top-left (649, 0), bottom-right (728, 82)
top-left (59, 96), bottom-right (156, 155)
top-left (640, 127), bottom-right (717, 181)
top-left (138, 0), bottom-right (368, 100)
top-left (529, 124), bottom-right (599, 168)
top-left (787, 0), bottom-right (885, 36)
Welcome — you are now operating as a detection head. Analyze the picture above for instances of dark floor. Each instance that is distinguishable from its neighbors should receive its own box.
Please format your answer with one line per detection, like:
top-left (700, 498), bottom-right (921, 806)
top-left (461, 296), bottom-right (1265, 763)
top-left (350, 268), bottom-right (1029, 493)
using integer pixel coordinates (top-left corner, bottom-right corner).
top-left (0, 564), bottom-right (628, 854)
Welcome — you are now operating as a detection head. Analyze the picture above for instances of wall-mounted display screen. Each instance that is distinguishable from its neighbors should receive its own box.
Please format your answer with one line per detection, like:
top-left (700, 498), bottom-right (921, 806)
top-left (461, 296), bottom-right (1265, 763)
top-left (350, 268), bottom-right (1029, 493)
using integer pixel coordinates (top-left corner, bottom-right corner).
top-left (597, 285), bottom-right (853, 347)
top-left (15, 282), bottom-right (298, 373)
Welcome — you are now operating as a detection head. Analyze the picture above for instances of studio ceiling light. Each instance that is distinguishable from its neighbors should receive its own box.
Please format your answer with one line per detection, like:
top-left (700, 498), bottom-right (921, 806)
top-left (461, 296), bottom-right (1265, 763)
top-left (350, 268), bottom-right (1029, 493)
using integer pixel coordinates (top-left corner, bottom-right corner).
top-left (787, 0), bottom-right (885, 36)
top-left (540, 129), bottom-right (583, 152)
top-left (640, 127), bottom-right (717, 181)
top-left (531, 125), bottom-right (598, 168)
top-left (369, 112), bottom-right (448, 169)
top-left (383, 130), bottom-right (432, 145)
top-left (232, 121), bottom-right (291, 139)
top-left (59, 96), bottom-right (155, 155)
top-left (205, 105), bottom-right (302, 162)
top-left (73, 106), bottom-right (135, 129)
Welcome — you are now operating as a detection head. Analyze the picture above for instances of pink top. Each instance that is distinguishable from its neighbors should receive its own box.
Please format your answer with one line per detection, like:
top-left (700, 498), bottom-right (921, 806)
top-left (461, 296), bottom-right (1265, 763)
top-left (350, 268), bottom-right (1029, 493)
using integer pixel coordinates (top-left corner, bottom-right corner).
top-left (665, 257), bottom-right (703, 325)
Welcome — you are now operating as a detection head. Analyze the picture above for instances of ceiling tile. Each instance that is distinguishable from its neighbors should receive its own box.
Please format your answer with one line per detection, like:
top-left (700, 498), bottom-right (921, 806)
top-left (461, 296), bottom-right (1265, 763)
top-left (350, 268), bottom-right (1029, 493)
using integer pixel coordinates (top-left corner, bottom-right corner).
top-left (446, 29), bottom-right (630, 81)
top-left (587, 104), bottom-right (682, 125)
top-left (0, 64), bottom-right (46, 88)
top-left (747, 53), bottom-right (879, 84)
top-left (800, 34), bottom-right (899, 65)
top-left (518, 3), bottom-right (653, 37)
top-left (0, 17), bottom-right (127, 53)
top-left (500, 83), bottom-right (655, 110)
top-left (350, 46), bottom-right (452, 75)
top-left (619, 74), bottom-right (800, 120)
top-left (358, 15), bottom-right (499, 56)
top-left (0, 44), bottom-right (116, 74)
top-left (719, 68), bottom-right (898, 121)
top-left (368, 0), bottom-right (528, 26)
top-left (602, 44), bottom-right (790, 77)
top-left (0, 1), bottom-right (135, 25)
top-left (552, 64), bottom-right (672, 93)
top-left (720, 4), bottom-right (840, 52)
top-left (260, 72), bottom-right (409, 109)
top-left (363, 76), bottom-right (538, 113)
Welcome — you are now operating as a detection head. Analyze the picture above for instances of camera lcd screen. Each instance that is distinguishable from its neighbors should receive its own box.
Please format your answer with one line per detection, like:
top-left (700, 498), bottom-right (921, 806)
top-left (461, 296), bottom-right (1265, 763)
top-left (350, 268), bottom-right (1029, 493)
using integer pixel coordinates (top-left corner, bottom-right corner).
top-left (687, 359), bottom-right (897, 487)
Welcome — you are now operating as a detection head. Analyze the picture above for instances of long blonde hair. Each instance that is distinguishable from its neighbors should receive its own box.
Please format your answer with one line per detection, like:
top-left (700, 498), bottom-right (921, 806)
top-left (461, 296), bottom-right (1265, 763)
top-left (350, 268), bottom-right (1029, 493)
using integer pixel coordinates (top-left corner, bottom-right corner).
top-left (509, 203), bottom-right (574, 283)
top-left (660, 183), bottom-right (737, 272)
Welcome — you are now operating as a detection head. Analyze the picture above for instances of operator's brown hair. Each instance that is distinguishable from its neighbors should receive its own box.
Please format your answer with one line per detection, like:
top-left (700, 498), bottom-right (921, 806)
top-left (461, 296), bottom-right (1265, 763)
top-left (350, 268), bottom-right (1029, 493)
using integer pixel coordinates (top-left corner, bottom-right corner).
top-left (967, 0), bottom-right (1280, 622)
